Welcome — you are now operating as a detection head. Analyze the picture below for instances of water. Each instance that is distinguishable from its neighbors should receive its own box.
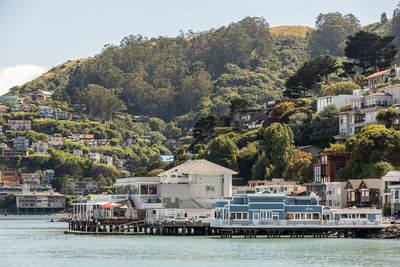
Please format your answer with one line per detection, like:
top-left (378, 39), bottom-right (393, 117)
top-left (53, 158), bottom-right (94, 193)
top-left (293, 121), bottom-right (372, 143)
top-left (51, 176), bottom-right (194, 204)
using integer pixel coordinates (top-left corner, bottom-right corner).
top-left (1, 216), bottom-right (400, 267)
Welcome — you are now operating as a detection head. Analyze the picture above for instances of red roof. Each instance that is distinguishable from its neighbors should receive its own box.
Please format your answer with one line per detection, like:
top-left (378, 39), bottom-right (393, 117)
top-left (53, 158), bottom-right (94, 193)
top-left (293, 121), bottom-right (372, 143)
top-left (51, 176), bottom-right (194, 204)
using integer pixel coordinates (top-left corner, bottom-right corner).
top-left (364, 69), bottom-right (391, 79)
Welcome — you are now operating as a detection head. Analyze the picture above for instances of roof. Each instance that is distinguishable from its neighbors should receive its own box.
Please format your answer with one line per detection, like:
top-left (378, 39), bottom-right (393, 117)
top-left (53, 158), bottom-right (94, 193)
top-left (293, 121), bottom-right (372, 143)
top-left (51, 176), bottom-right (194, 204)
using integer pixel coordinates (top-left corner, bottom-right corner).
top-left (159, 159), bottom-right (238, 176)
top-left (364, 69), bottom-right (391, 79)
top-left (384, 171), bottom-right (400, 177)
top-left (294, 187), bottom-right (307, 195)
top-left (346, 179), bottom-right (382, 190)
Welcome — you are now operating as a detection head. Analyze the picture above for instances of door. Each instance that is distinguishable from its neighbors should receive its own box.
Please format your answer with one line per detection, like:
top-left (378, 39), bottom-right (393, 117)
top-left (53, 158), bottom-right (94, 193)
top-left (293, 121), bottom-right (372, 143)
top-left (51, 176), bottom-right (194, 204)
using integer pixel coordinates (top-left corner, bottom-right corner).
top-left (253, 211), bottom-right (260, 224)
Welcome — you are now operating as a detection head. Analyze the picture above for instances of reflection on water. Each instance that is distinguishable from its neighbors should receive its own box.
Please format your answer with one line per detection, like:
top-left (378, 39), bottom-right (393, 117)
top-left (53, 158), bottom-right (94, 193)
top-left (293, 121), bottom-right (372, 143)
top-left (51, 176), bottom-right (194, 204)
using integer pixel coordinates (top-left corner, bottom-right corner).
top-left (0, 216), bottom-right (399, 267)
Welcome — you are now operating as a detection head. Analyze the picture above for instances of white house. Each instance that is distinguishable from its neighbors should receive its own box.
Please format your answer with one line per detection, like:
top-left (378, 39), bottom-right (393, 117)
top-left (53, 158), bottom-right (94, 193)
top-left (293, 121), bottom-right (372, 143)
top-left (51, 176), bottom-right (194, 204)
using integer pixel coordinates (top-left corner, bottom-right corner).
top-left (103, 156), bottom-right (113, 166)
top-left (382, 171), bottom-right (400, 217)
top-left (73, 149), bottom-right (83, 157)
top-left (316, 94), bottom-right (357, 113)
top-left (31, 141), bottom-right (49, 155)
top-left (88, 152), bottom-right (100, 163)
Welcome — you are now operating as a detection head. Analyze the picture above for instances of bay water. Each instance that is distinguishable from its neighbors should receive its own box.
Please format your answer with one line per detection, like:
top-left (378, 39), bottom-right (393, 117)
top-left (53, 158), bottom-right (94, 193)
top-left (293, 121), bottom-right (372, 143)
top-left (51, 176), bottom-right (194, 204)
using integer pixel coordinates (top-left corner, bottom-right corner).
top-left (1, 216), bottom-right (399, 267)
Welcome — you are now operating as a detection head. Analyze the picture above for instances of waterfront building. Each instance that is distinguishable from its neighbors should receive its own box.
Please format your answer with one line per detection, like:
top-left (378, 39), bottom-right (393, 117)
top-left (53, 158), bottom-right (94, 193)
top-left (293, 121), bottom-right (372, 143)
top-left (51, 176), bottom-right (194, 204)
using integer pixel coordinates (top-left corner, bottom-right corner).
top-left (0, 183), bottom-right (52, 198)
top-left (304, 183), bottom-right (326, 206)
top-left (115, 159), bottom-right (237, 210)
top-left (313, 150), bottom-right (349, 183)
top-left (326, 182), bottom-right (347, 209)
top-left (21, 173), bottom-right (41, 185)
top-left (345, 179), bottom-right (382, 208)
top-left (381, 171), bottom-right (400, 217)
top-left (252, 179), bottom-right (304, 195)
top-left (16, 187), bottom-right (65, 213)
top-left (214, 191), bottom-right (323, 225)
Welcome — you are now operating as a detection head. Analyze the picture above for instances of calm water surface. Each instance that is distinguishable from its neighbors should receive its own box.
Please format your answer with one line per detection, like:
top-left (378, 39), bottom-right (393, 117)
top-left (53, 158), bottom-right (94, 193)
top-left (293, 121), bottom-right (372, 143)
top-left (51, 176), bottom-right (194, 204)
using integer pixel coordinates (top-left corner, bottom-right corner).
top-left (1, 215), bottom-right (400, 267)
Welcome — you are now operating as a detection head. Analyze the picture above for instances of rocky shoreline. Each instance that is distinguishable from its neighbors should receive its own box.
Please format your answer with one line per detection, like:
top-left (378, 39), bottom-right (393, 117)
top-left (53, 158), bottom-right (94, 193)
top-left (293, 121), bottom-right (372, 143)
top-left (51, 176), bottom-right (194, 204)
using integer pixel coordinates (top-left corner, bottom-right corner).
top-left (376, 225), bottom-right (400, 239)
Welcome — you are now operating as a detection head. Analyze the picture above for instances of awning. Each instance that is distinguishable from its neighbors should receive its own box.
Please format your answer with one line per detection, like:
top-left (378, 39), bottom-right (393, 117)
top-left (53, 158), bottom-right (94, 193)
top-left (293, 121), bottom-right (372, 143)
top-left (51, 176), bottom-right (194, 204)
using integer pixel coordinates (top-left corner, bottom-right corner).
top-left (101, 203), bottom-right (120, 208)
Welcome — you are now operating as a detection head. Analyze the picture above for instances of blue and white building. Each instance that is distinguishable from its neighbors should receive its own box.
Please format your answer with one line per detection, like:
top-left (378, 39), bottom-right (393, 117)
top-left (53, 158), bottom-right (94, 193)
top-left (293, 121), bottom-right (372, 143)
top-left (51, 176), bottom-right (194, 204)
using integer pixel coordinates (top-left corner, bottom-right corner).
top-left (214, 191), bottom-right (323, 225)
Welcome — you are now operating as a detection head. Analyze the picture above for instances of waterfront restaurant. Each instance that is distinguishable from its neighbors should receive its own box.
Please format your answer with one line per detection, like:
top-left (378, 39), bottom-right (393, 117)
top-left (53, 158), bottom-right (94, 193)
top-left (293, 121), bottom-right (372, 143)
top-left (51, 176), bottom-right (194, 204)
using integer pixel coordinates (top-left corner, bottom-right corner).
top-left (214, 190), bottom-right (323, 225)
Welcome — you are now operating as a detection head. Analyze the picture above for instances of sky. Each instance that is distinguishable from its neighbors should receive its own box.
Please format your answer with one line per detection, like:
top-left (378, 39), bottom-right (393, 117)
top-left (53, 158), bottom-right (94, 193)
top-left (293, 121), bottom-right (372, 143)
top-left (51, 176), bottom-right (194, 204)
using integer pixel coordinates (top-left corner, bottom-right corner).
top-left (0, 0), bottom-right (397, 94)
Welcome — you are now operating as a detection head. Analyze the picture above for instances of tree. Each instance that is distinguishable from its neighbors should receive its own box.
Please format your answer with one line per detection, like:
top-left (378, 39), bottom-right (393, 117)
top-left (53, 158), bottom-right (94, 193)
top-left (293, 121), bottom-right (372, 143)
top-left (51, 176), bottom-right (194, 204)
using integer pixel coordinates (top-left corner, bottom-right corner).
top-left (308, 12), bottom-right (360, 57)
top-left (282, 149), bottom-right (313, 184)
top-left (288, 112), bottom-right (312, 145)
top-left (393, 2), bottom-right (400, 50)
top-left (319, 81), bottom-right (359, 96)
top-left (263, 123), bottom-right (294, 178)
top-left (251, 151), bottom-right (269, 179)
top-left (236, 142), bottom-right (259, 180)
top-left (284, 55), bottom-right (338, 98)
top-left (344, 31), bottom-right (398, 75)
top-left (376, 106), bottom-right (400, 127)
top-left (148, 117), bottom-right (166, 133)
top-left (206, 135), bottom-right (238, 170)
top-left (380, 12), bottom-right (388, 23)
top-left (311, 104), bottom-right (339, 148)
top-left (192, 114), bottom-right (218, 144)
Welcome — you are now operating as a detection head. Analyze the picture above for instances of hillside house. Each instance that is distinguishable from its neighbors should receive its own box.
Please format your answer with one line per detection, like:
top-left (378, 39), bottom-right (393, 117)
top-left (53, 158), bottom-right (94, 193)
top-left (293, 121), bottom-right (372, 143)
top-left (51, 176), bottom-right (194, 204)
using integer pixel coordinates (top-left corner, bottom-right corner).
top-left (32, 90), bottom-right (53, 101)
top-left (382, 171), bottom-right (400, 217)
top-left (73, 149), bottom-right (83, 157)
top-left (0, 105), bottom-right (8, 113)
top-left (88, 152), bottom-right (100, 163)
top-left (69, 134), bottom-right (94, 142)
top-left (11, 104), bottom-right (31, 113)
top-left (8, 120), bottom-right (31, 131)
top-left (363, 67), bottom-right (400, 89)
top-left (103, 156), bottom-right (113, 166)
top-left (56, 110), bottom-right (68, 120)
top-left (43, 169), bottom-right (55, 184)
top-left (316, 94), bottom-right (357, 113)
top-left (66, 180), bottom-right (98, 196)
top-left (116, 159), bottom-right (127, 170)
top-left (38, 106), bottom-right (54, 118)
top-left (31, 141), bottom-right (49, 155)
top-left (85, 139), bottom-right (97, 148)
top-left (1, 169), bottom-right (19, 185)
top-left (345, 179), bottom-right (382, 208)
top-left (70, 103), bottom-right (86, 112)
top-left (313, 150), bottom-right (349, 183)
top-left (230, 107), bottom-right (264, 131)
top-left (21, 173), bottom-right (41, 185)
top-left (2, 149), bottom-right (28, 157)
top-left (132, 115), bottom-right (148, 122)
top-left (97, 139), bottom-right (109, 146)
top-left (262, 100), bottom-right (300, 128)
top-left (14, 136), bottom-right (29, 150)
top-left (1, 95), bottom-right (23, 105)
top-left (48, 136), bottom-right (63, 148)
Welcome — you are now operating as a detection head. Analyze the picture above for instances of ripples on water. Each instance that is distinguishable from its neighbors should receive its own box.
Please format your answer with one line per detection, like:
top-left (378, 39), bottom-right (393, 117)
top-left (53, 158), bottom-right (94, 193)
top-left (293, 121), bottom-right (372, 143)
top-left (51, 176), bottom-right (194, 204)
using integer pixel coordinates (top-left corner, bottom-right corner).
top-left (0, 215), bottom-right (399, 267)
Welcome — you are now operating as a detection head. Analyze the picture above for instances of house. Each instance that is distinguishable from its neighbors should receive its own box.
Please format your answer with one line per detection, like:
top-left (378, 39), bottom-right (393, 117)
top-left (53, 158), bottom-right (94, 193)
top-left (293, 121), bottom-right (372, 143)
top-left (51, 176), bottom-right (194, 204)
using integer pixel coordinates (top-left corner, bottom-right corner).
top-left (382, 171), bottom-right (400, 217)
top-left (313, 150), bottom-right (349, 183)
top-left (122, 138), bottom-right (134, 148)
top-left (1, 169), bottom-right (19, 185)
top-left (0, 95), bottom-right (23, 105)
top-left (56, 110), bottom-right (68, 120)
top-left (16, 188), bottom-right (65, 213)
top-left (115, 159), bottom-right (237, 209)
top-left (97, 139), bottom-right (109, 147)
top-left (85, 139), bottom-right (97, 148)
top-left (66, 180), bottom-right (99, 196)
top-left (8, 120), bottom-right (31, 131)
top-left (88, 152), bottom-right (100, 163)
top-left (132, 115), bottom-right (148, 122)
top-left (38, 106), bottom-right (54, 118)
top-left (345, 179), bottom-right (382, 208)
top-left (336, 92), bottom-right (393, 141)
top-left (11, 104), bottom-right (31, 113)
top-left (0, 105), bottom-right (8, 113)
top-left (71, 114), bottom-right (83, 121)
top-left (161, 155), bottom-right (174, 163)
top-left (316, 94), bottom-right (357, 113)
top-left (2, 149), bottom-right (28, 157)
top-left (43, 169), bottom-right (55, 184)
top-left (21, 173), bottom-right (41, 185)
top-left (31, 141), bottom-right (49, 155)
top-left (230, 107), bottom-right (263, 131)
top-left (213, 192), bottom-right (323, 225)
top-left (251, 179), bottom-right (304, 195)
top-left (326, 182), bottom-right (347, 209)
top-left (73, 149), bottom-right (83, 157)
top-left (103, 156), bottom-right (113, 166)
top-left (0, 183), bottom-right (52, 198)
top-left (262, 100), bottom-right (300, 128)
top-left (14, 136), bottom-right (30, 150)
top-left (116, 159), bottom-right (127, 170)
top-left (48, 136), bottom-right (63, 148)
top-left (69, 134), bottom-right (94, 142)
top-left (32, 90), bottom-right (53, 101)
top-left (304, 183), bottom-right (326, 206)
top-left (70, 103), bottom-right (86, 112)
top-left (363, 67), bottom-right (400, 89)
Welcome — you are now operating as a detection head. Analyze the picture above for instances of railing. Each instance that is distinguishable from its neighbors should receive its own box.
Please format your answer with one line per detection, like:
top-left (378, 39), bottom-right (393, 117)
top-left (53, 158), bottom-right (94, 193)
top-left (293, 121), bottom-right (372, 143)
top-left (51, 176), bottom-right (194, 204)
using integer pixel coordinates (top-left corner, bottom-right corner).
top-left (211, 219), bottom-right (382, 227)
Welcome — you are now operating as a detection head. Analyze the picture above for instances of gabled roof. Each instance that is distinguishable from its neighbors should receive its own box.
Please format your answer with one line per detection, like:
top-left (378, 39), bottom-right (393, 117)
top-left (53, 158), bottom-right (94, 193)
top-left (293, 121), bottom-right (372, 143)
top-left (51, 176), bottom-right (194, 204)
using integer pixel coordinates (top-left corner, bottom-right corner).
top-left (364, 69), bottom-right (391, 79)
top-left (345, 179), bottom-right (382, 190)
top-left (159, 159), bottom-right (238, 177)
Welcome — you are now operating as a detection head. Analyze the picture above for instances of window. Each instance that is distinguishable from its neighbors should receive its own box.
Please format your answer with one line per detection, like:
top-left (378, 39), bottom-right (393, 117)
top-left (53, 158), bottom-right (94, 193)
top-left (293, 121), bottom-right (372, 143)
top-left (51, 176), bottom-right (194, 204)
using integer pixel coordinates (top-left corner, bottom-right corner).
top-left (341, 214), bottom-right (348, 219)
top-left (237, 213), bottom-right (242, 220)
top-left (307, 213), bottom-right (312, 220)
top-left (301, 213), bottom-right (305, 220)
top-left (395, 190), bottom-right (399, 200)
top-left (243, 213), bottom-right (248, 220)
top-left (287, 213), bottom-right (294, 220)
top-left (313, 213), bottom-right (320, 220)
top-left (360, 214), bottom-right (366, 219)
top-left (295, 213), bottom-right (300, 220)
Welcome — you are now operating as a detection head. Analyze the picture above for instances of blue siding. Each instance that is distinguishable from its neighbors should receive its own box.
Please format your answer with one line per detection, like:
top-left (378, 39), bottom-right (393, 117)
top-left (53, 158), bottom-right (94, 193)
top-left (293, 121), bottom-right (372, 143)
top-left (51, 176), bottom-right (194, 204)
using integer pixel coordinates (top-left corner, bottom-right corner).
top-left (285, 206), bottom-right (322, 213)
top-left (231, 196), bottom-right (245, 204)
top-left (216, 201), bottom-right (228, 208)
top-left (368, 214), bottom-right (376, 220)
top-left (230, 205), bottom-right (248, 212)
top-left (248, 196), bottom-right (285, 203)
top-left (249, 203), bottom-right (284, 210)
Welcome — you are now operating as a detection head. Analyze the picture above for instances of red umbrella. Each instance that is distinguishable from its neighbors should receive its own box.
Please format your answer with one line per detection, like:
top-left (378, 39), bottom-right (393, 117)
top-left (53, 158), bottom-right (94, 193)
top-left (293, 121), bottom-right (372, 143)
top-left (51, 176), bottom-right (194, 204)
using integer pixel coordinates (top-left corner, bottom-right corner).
top-left (101, 203), bottom-right (120, 208)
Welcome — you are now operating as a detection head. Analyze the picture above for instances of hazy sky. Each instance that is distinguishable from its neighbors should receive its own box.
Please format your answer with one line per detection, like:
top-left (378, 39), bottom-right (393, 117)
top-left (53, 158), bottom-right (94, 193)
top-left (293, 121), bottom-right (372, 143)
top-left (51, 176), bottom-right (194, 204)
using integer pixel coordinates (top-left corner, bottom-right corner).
top-left (0, 0), bottom-right (397, 93)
